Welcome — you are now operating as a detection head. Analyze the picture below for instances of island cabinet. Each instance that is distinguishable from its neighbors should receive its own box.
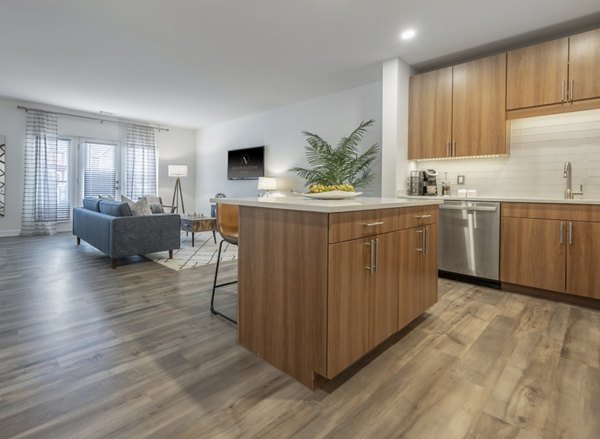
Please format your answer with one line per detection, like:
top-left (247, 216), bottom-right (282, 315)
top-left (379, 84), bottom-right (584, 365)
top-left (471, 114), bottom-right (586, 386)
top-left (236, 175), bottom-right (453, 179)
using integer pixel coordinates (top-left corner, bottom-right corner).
top-left (398, 224), bottom-right (438, 329)
top-left (500, 203), bottom-right (600, 299)
top-left (236, 201), bottom-right (439, 389)
top-left (506, 28), bottom-right (600, 116)
top-left (408, 53), bottom-right (507, 160)
top-left (327, 231), bottom-right (399, 378)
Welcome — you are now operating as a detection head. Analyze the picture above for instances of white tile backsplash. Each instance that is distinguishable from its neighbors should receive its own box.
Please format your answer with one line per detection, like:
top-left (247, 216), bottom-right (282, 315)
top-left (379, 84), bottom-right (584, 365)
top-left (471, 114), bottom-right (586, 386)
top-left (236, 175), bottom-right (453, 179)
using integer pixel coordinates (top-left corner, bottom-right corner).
top-left (414, 109), bottom-right (600, 199)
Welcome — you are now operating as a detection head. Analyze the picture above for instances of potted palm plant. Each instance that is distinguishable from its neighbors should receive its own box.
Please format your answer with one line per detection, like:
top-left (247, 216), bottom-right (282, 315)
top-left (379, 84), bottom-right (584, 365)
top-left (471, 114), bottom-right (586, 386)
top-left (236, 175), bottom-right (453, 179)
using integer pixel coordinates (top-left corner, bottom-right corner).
top-left (291, 119), bottom-right (380, 194)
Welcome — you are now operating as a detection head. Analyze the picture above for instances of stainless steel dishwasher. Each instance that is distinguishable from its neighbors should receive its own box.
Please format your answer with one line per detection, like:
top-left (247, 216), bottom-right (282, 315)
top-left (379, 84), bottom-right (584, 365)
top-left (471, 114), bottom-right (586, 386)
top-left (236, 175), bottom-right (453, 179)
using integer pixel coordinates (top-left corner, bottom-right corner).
top-left (439, 200), bottom-right (500, 282)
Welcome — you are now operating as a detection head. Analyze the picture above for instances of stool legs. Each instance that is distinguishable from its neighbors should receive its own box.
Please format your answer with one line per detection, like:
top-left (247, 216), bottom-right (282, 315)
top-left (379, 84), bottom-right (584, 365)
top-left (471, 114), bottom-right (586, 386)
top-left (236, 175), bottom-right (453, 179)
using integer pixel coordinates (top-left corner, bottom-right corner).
top-left (210, 239), bottom-right (238, 324)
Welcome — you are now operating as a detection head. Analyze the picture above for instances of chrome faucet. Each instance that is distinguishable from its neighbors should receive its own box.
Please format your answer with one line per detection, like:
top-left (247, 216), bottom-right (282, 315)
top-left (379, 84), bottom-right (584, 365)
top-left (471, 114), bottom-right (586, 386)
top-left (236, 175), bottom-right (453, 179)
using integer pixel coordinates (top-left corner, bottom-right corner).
top-left (563, 161), bottom-right (584, 199)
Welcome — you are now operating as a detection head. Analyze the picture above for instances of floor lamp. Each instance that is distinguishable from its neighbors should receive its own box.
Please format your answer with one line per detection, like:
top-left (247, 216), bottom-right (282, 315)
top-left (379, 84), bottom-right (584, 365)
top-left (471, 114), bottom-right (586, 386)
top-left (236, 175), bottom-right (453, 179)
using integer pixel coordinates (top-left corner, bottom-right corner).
top-left (168, 165), bottom-right (187, 214)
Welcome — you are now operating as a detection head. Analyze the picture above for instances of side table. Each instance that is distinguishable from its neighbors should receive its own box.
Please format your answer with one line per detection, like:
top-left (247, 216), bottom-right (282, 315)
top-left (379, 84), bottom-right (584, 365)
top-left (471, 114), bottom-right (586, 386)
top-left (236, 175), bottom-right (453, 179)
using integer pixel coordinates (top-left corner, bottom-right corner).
top-left (180, 216), bottom-right (217, 247)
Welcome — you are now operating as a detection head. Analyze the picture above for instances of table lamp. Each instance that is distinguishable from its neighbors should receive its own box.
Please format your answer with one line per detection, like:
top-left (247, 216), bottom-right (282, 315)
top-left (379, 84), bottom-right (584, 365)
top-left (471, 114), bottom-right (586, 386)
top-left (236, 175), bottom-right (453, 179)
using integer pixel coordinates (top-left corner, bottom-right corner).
top-left (257, 177), bottom-right (277, 198)
top-left (168, 165), bottom-right (188, 213)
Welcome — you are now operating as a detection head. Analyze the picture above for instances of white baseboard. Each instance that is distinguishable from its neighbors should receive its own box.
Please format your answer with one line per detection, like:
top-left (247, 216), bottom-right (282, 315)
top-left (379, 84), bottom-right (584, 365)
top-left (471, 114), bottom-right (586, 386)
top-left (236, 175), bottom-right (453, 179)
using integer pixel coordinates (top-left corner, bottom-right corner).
top-left (0, 229), bottom-right (21, 237)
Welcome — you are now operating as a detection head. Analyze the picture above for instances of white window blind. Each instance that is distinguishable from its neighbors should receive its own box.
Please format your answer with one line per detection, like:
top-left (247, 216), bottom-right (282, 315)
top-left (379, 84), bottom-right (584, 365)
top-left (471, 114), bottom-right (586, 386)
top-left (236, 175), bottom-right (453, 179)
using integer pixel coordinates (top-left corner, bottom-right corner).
top-left (83, 141), bottom-right (118, 198)
top-left (126, 125), bottom-right (157, 199)
top-left (57, 138), bottom-right (71, 221)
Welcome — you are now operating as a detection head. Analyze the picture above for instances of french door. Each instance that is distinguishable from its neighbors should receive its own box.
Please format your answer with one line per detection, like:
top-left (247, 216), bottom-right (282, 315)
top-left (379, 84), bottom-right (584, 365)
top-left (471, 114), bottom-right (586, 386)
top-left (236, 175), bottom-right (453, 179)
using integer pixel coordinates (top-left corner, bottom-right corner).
top-left (81, 140), bottom-right (120, 198)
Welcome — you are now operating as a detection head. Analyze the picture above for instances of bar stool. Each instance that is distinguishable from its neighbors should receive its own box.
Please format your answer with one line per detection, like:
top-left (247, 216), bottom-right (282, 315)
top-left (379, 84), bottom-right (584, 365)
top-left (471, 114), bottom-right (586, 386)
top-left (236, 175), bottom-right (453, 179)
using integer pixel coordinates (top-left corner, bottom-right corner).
top-left (210, 203), bottom-right (239, 324)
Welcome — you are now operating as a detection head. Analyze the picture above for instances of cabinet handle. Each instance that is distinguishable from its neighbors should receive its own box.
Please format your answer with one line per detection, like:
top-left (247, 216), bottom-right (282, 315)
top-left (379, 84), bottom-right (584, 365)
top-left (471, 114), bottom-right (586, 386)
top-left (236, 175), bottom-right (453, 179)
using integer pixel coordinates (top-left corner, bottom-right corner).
top-left (561, 80), bottom-right (565, 102)
top-left (570, 79), bottom-right (574, 101)
top-left (446, 140), bottom-right (451, 157)
top-left (374, 238), bottom-right (379, 273)
top-left (415, 214), bottom-right (432, 219)
top-left (568, 222), bottom-right (573, 245)
top-left (424, 227), bottom-right (428, 255)
top-left (560, 221), bottom-right (564, 244)
top-left (416, 229), bottom-right (424, 252)
top-left (364, 221), bottom-right (384, 227)
top-left (364, 241), bottom-right (373, 272)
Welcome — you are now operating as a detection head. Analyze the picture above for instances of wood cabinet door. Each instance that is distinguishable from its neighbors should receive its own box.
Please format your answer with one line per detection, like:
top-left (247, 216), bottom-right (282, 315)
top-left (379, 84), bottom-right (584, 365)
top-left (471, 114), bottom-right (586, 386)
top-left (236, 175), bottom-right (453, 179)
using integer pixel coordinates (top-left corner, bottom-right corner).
top-left (421, 224), bottom-right (439, 313)
top-left (408, 67), bottom-right (453, 159)
top-left (507, 38), bottom-right (569, 109)
top-left (453, 54), bottom-right (507, 157)
top-left (569, 28), bottom-right (600, 101)
top-left (327, 238), bottom-right (371, 377)
top-left (369, 232), bottom-right (399, 346)
top-left (566, 221), bottom-right (600, 299)
top-left (398, 228), bottom-right (422, 329)
top-left (500, 217), bottom-right (566, 292)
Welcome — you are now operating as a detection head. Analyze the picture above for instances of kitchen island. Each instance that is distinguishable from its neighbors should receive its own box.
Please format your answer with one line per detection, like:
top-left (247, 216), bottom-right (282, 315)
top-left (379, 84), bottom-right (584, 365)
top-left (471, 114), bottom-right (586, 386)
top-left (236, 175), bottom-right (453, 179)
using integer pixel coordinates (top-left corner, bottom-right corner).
top-left (216, 196), bottom-right (442, 388)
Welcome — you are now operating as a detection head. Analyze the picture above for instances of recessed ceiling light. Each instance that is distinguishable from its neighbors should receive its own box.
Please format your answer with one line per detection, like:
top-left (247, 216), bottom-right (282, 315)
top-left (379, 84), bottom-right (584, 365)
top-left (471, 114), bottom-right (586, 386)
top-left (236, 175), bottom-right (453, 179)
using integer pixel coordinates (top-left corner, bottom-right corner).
top-left (400, 29), bottom-right (416, 40)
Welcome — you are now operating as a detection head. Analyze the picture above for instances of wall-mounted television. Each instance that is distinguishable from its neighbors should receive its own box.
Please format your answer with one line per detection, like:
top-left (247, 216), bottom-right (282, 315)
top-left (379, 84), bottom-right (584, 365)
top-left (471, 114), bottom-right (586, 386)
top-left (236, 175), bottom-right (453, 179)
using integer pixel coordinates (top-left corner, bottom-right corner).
top-left (227, 146), bottom-right (265, 180)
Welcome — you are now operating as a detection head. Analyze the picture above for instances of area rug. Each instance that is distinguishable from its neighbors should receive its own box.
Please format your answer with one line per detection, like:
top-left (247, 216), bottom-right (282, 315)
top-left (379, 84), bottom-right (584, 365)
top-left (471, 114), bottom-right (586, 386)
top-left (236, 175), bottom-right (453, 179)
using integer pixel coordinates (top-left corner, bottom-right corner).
top-left (147, 231), bottom-right (237, 271)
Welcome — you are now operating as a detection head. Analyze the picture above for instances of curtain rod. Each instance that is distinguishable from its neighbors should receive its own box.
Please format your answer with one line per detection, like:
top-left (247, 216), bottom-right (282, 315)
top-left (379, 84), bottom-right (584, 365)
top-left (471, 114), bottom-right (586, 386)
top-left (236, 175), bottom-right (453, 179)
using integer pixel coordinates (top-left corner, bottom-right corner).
top-left (16, 105), bottom-right (170, 132)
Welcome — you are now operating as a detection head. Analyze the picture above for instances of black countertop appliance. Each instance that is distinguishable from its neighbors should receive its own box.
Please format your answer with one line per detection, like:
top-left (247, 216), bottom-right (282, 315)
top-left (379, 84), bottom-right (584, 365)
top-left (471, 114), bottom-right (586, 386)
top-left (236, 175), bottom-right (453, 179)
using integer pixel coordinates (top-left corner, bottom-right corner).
top-left (420, 169), bottom-right (439, 196)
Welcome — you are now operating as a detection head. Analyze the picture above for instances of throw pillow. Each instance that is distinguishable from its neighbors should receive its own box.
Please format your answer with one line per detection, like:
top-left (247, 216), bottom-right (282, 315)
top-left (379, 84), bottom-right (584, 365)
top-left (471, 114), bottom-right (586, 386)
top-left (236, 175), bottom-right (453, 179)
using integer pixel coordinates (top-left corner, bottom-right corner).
top-left (140, 196), bottom-right (164, 214)
top-left (130, 197), bottom-right (153, 216)
top-left (121, 195), bottom-right (153, 216)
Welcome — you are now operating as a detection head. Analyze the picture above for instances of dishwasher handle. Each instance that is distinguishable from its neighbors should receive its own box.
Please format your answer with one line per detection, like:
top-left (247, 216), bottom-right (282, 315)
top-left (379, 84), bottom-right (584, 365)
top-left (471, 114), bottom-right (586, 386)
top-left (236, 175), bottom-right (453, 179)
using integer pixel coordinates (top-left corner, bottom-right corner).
top-left (439, 204), bottom-right (498, 212)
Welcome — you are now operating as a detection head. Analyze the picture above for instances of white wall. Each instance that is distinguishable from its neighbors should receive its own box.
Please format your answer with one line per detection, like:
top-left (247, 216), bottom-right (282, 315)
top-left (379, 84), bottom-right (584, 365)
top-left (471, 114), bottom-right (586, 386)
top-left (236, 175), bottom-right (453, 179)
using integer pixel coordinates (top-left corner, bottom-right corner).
top-left (415, 109), bottom-right (600, 198)
top-left (195, 82), bottom-right (382, 214)
top-left (381, 58), bottom-right (413, 198)
top-left (0, 97), bottom-right (196, 236)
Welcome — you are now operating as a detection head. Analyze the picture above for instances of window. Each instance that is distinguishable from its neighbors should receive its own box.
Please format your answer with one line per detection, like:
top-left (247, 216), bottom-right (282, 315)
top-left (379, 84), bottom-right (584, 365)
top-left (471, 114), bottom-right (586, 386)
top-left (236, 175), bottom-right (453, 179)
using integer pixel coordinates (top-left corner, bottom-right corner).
top-left (83, 141), bottom-right (118, 198)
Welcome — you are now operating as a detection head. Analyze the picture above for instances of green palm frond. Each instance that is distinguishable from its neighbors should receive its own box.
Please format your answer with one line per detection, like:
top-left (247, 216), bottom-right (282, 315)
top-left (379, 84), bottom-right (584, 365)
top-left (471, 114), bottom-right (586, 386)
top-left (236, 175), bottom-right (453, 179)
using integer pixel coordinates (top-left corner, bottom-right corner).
top-left (290, 120), bottom-right (380, 190)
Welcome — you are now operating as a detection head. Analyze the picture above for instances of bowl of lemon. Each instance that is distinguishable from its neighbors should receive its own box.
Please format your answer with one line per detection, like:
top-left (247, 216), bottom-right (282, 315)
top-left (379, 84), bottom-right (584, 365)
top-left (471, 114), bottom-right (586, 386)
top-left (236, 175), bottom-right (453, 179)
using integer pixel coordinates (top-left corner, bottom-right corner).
top-left (301, 184), bottom-right (363, 200)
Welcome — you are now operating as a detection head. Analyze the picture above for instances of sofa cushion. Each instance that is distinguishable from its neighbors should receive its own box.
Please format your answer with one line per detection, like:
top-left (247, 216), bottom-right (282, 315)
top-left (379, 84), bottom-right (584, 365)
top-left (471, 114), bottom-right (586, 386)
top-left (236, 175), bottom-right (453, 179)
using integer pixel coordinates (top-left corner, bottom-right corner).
top-left (82, 197), bottom-right (101, 212)
top-left (99, 200), bottom-right (133, 217)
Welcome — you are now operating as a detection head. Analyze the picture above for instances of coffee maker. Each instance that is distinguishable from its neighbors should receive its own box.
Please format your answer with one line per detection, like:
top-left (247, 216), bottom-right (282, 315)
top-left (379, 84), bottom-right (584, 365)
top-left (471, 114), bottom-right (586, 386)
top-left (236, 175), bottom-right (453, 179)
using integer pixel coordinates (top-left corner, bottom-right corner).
top-left (420, 169), bottom-right (439, 196)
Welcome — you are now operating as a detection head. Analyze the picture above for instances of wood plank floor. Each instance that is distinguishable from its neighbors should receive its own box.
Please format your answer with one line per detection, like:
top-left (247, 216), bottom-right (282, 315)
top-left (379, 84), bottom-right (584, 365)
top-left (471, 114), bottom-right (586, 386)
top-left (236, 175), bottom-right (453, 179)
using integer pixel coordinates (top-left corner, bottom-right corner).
top-left (1, 232), bottom-right (599, 438)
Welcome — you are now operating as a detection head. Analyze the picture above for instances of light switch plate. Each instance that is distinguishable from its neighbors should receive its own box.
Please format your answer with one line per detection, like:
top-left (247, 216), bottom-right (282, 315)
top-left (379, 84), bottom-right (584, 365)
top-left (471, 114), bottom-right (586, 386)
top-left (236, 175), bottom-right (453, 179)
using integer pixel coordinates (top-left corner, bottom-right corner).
top-left (457, 175), bottom-right (465, 185)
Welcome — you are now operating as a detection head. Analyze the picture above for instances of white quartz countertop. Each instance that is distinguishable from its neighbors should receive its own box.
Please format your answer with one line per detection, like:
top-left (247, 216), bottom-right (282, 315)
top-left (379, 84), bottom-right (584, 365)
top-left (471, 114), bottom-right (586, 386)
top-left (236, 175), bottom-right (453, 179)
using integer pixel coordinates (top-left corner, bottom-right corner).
top-left (213, 196), bottom-right (442, 213)
top-left (405, 195), bottom-right (600, 205)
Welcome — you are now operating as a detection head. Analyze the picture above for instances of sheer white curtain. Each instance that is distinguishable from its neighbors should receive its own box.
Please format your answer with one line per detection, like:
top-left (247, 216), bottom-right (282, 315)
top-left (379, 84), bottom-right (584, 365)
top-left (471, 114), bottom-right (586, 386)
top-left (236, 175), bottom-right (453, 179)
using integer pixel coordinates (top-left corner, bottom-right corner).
top-left (21, 110), bottom-right (59, 236)
top-left (126, 124), bottom-right (157, 200)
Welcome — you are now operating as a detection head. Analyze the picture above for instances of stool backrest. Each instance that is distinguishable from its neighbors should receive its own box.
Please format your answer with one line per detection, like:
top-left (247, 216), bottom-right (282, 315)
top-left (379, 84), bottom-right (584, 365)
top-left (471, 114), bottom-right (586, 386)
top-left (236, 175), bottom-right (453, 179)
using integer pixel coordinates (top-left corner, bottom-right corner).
top-left (216, 203), bottom-right (239, 241)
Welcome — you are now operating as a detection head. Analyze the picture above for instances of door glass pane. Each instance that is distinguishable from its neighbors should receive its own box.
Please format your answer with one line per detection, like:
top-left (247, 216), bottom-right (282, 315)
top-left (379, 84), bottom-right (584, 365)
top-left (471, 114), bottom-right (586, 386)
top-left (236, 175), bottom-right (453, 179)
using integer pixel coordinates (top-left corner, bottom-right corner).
top-left (83, 142), bottom-right (117, 198)
top-left (57, 138), bottom-right (70, 221)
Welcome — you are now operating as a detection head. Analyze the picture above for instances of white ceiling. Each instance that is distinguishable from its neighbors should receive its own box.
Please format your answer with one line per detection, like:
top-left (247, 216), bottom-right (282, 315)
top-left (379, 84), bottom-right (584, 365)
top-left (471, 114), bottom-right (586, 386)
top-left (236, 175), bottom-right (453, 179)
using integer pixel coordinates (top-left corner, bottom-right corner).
top-left (0, 0), bottom-right (599, 129)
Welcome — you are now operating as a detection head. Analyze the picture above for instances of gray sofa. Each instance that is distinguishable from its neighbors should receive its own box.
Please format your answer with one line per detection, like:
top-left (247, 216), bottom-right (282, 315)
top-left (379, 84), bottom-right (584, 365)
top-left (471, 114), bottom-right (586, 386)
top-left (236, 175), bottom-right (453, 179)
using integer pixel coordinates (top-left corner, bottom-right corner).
top-left (73, 198), bottom-right (181, 268)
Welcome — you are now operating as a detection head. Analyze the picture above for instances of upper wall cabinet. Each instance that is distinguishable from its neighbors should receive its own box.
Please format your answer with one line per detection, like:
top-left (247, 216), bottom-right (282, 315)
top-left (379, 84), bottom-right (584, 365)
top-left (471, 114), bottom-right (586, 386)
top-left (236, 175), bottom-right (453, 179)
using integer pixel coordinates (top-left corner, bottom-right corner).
top-left (408, 67), bottom-right (452, 160)
top-left (507, 28), bottom-right (600, 112)
top-left (569, 28), bottom-right (600, 101)
top-left (506, 38), bottom-right (569, 109)
top-left (453, 54), bottom-right (508, 157)
top-left (409, 54), bottom-right (507, 160)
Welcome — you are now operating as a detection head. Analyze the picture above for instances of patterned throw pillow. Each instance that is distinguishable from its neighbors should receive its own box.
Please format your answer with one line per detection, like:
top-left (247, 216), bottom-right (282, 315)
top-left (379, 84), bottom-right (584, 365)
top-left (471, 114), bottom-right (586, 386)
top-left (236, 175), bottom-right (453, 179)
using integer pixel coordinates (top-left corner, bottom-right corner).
top-left (121, 195), bottom-right (153, 216)
top-left (140, 196), bottom-right (164, 214)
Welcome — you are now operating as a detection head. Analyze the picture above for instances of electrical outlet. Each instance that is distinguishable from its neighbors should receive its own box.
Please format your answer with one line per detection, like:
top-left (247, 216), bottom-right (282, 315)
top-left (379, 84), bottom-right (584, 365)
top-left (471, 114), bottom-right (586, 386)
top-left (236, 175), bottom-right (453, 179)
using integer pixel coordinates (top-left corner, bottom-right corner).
top-left (457, 175), bottom-right (465, 185)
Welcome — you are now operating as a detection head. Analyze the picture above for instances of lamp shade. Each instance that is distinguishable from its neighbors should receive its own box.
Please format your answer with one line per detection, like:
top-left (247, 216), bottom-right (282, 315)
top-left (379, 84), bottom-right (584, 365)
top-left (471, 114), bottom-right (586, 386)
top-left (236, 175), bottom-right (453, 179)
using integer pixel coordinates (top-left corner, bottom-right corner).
top-left (257, 177), bottom-right (277, 191)
top-left (168, 165), bottom-right (188, 177)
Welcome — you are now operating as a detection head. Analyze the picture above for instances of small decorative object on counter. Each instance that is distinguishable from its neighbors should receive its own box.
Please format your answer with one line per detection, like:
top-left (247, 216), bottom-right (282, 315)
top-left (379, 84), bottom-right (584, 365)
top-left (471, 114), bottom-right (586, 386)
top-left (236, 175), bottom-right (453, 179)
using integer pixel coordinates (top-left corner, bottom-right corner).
top-left (441, 172), bottom-right (451, 196)
top-left (442, 181), bottom-right (451, 196)
top-left (408, 170), bottom-right (420, 195)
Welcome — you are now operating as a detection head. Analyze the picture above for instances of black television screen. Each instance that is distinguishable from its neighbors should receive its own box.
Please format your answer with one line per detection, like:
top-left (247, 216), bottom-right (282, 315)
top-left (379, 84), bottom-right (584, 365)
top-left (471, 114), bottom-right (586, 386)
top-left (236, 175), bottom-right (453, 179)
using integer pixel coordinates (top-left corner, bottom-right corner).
top-left (227, 146), bottom-right (265, 180)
